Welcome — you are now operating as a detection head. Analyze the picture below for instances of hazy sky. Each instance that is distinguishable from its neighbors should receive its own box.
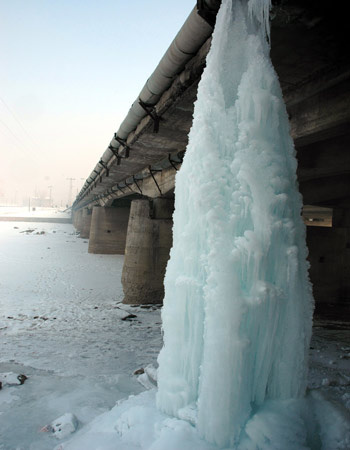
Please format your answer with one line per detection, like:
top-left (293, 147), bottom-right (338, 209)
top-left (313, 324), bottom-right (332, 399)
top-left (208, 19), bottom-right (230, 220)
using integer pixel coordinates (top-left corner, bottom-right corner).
top-left (0, 0), bottom-right (194, 206)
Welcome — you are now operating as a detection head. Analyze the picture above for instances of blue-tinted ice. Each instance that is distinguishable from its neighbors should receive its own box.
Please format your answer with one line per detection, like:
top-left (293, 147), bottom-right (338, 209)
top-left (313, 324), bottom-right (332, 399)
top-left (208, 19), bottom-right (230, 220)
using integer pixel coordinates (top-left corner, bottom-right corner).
top-left (157, 0), bottom-right (314, 446)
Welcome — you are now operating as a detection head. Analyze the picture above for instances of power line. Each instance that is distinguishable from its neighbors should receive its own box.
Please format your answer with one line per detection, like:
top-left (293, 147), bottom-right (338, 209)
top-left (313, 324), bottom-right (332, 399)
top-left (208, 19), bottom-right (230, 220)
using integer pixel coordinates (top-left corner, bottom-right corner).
top-left (0, 96), bottom-right (43, 154)
top-left (0, 117), bottom-right (41, 164)
top-left (0, 97), bottom-right (43, 162)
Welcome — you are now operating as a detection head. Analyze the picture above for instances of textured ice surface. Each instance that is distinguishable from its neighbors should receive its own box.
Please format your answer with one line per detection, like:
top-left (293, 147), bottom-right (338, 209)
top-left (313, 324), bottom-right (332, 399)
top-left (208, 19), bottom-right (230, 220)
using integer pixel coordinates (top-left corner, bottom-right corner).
top-left (157, 0), bottom-right (314, 447)
top-left (60, 388), bottom-right (350, 450)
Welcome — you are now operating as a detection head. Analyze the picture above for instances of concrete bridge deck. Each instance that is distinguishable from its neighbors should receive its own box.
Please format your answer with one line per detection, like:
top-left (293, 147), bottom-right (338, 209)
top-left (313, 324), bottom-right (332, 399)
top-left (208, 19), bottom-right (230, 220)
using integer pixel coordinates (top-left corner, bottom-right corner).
top-left (72, 0), bottom-right (350, 308)
top-left (73, 0), bottom-right (349, 211)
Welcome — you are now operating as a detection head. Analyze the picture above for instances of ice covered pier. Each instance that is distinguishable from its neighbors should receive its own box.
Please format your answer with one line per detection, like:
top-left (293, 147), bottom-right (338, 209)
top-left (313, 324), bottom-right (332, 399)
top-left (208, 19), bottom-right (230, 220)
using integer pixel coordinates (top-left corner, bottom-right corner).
top-left (72, 0), bottom-right (350, 317)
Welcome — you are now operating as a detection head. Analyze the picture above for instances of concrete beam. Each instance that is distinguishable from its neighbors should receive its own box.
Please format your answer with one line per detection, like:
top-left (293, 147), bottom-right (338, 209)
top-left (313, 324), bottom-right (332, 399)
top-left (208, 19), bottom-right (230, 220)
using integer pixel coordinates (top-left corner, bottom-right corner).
top-left (88, 206), bottom-right (130, 254)
top-left (302, 205), bottom-right (332, 227)
top-left (87, 164), bottom-right (177, 205)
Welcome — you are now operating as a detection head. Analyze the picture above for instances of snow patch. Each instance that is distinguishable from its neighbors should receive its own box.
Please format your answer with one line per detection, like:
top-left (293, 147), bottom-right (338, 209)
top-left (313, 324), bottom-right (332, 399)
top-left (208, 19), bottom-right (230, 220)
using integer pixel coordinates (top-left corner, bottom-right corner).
top-left (0, 372), bottom-right (27, 386)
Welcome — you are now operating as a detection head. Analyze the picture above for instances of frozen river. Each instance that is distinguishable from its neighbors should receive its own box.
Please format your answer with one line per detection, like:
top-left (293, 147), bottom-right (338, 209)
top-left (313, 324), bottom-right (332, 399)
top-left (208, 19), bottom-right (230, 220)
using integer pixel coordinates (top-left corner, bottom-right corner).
top-left (0, 221), bottom-right (162, 449)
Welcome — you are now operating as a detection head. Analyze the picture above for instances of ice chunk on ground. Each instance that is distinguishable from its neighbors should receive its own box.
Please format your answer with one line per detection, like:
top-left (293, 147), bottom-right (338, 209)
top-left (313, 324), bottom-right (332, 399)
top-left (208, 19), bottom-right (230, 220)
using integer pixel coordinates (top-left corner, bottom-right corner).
top-left (114, 307), bottom-right (137, 320)
top-left (137, 373), bottom-right (156, 390)
top-left (49, 412), bottom-right (79, 439)
top-left (145, 364), bottom-right (158, 383)
top-left (136, 364), bottom-right (158, 390)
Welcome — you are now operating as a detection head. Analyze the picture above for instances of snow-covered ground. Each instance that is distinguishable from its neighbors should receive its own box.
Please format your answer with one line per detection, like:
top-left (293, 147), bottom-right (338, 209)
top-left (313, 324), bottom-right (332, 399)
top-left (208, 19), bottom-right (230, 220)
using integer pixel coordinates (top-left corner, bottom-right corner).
top-left (0, 221), bottom-right (161, 449)
top-left (0, 207), bottom-right (71, 219)
top-left (0, 221), bottom-right (349, 449)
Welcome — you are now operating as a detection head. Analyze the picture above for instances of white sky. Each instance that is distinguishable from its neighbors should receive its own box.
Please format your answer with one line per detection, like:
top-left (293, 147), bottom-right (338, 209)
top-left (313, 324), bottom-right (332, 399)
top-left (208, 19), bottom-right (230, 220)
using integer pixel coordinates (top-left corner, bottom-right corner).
top-left (0, 0), bottom-right (194, 206)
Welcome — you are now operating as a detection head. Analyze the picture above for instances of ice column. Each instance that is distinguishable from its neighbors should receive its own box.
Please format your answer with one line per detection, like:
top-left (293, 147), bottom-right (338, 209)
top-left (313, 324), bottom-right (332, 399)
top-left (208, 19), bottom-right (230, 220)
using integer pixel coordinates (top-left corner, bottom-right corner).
top-left (157, 0), bottom-right (314, 447)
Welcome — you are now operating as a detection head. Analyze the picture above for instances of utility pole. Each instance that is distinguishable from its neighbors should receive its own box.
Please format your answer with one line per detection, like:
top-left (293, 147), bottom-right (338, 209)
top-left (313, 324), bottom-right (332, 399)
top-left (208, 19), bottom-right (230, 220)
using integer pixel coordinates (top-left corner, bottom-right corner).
top-left (66, 178), bottom-right (76, 207)
top-left (76, 178), bottom-right (85, 195)
top-left (48, 185), bottom-right (53, 207)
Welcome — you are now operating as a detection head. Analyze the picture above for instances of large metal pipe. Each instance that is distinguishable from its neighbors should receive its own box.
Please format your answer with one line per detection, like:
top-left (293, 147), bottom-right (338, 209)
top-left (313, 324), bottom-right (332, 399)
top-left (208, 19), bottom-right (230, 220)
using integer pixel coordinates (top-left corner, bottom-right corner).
top-left (78, 1), bottom-right (221, 201)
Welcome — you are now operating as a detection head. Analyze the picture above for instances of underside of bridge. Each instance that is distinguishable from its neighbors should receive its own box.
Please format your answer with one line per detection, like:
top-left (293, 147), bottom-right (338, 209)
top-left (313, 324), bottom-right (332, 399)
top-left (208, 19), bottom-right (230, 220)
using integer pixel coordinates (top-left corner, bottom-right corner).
top-left (72, 0), bottom-right (350, 311)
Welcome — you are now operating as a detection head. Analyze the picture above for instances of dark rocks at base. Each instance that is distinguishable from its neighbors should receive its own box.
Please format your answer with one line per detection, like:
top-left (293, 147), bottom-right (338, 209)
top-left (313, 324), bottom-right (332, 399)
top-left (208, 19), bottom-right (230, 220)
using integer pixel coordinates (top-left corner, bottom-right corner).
top-left (17, 374), bottom-right (27, 385)
top-left (0, 372), bottom-right (28, 387)
top-left (121, 314), bottom-right (137, 321)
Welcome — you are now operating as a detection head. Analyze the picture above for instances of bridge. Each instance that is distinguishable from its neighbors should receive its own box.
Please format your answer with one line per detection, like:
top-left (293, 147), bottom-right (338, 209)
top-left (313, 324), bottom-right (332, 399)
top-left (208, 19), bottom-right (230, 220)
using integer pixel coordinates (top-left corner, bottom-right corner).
top-left (72, 0), bottom-right (350, 310)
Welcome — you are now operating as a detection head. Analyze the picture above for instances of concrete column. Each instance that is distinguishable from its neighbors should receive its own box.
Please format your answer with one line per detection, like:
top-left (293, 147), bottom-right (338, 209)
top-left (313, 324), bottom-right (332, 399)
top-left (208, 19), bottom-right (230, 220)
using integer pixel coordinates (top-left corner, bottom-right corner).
top-left (72, 211), bottom-right (77, 227)
top-left (73, 209), bottom-right (83, 234)
top-left (122, 198), bottom-right (174, 305)
top-left (88, 206), bottom-right (130, 254)
top-left (79, 208), bottom-right (92, 239)
top-left (307, 219), bottom-right (350, 305)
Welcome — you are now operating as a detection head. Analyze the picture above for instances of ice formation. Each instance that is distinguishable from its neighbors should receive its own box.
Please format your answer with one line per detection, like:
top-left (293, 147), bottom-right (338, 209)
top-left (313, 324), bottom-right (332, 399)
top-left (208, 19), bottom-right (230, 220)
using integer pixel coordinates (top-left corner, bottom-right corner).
top-left (157, 0), bottom-right (314, 447)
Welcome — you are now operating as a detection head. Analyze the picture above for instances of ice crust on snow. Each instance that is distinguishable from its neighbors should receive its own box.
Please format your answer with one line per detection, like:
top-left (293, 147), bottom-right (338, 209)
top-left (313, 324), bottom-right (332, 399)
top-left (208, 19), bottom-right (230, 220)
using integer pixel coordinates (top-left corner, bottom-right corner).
top-left (157, 0), bottom-right (314, 447)
top-left (49, 413), bottom-right (79, 439)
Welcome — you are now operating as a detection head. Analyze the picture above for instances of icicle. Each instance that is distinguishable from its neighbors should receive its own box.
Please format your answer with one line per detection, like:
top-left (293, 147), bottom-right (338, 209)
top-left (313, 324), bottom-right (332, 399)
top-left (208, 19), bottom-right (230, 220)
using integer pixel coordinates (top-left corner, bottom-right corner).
top-left (248, 0), bottom-right (271, 44)
top-left (157, 0), bottom-right (313, 447)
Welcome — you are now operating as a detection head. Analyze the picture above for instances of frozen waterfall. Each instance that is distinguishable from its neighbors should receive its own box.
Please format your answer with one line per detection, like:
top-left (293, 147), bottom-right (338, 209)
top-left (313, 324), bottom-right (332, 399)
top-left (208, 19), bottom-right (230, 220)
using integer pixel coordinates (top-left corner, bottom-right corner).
top-left (157, 0), bottom-right (314, 447)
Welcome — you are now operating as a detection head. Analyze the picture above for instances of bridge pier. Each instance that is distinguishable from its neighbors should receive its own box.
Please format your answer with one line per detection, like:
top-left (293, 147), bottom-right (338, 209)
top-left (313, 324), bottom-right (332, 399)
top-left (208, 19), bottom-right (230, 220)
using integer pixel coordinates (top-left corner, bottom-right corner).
top-left (79, 208), bottom-right (92, 239)
top-left (122, 198), bottom-right (174, 305)
top-left (307, 208), bottom-right (350, 306)
top-left (88, 205), bottom-right (130, 254)
top-left (72, 209), bottom-right (83, 234)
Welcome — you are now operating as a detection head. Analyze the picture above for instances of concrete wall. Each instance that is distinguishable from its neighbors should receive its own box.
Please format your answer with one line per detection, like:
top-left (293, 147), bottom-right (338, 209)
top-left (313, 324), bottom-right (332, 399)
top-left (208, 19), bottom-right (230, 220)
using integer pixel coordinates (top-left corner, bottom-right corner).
top-left (122, 198), bottom-right (173, 305)
top-left (88, 206), bottom-right (130, 254)
top-left (307, 226), bottom-right (350, 305)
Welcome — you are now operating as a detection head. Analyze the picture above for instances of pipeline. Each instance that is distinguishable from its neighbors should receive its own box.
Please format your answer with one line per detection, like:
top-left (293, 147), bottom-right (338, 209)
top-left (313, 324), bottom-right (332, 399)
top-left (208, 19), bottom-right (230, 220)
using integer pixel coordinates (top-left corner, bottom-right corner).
top-left (76, 1), bottom-right (221, 204)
